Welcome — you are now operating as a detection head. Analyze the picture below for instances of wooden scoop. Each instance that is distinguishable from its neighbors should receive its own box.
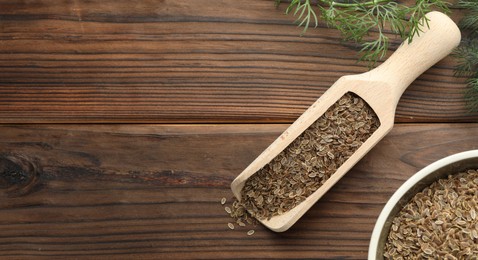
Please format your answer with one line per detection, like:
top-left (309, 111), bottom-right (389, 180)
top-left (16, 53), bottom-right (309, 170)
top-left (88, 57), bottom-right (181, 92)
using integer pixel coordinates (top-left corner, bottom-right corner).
top-left (231, 11), bottom-right (461, 232)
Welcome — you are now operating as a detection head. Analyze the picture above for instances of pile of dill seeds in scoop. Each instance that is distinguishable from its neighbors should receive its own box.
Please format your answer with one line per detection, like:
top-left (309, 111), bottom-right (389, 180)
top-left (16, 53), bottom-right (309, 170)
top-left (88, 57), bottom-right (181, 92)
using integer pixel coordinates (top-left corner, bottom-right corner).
top-left (384, 169), bottom-right (478, 259)
top-left (232, 92), bottom-right (380, 221)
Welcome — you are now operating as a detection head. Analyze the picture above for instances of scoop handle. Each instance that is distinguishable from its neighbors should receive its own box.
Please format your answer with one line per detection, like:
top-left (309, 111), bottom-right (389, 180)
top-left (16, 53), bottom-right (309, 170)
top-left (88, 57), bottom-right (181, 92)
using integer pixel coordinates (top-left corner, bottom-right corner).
top-left (368, 11), bottom-right (461, 105)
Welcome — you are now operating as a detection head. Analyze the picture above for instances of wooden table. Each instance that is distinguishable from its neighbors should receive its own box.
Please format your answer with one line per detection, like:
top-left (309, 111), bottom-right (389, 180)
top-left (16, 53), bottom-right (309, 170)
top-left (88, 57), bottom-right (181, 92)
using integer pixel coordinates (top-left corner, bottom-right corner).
top-left (0, 1), bottom-right (477, 259)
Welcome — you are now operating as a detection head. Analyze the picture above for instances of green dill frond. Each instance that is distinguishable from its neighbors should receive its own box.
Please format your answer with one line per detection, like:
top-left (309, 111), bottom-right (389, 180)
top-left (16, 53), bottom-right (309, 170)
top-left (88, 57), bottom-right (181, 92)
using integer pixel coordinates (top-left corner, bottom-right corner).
top-left (359, 32), bottom-right (390, 66)
top-left (285, 0), bottom-right (319, 34)
top-left (453, 38), bottom-right (478, 77)
top-left (454, 2), bottom-right (478, 112)
top-left (277, 0), bottom-right (477, 112)
top-left (458, 43), bottom-right (478, 112)
top-left (456, 0), bottom-right (478, 36)
top-left (456, 0), bottom-right (478, 10)
top-left (465, 77), bottom-right (478, 112)
top-left (278, 0), bottom-right (450, 66)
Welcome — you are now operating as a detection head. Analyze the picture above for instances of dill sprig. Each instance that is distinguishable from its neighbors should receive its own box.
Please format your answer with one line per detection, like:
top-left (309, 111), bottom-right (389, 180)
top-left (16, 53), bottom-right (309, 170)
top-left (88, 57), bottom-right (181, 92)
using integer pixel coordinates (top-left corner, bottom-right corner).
top-left (454, 0), bottom-right (478, 112)
top-left (276, 0), bottom-right (450, 66)
top-left (457, 0), bottom-right (478, 37)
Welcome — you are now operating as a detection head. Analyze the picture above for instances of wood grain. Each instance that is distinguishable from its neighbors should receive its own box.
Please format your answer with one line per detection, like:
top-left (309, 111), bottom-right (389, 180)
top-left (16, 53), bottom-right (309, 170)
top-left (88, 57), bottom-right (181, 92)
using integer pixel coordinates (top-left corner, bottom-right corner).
top-left (0, 0), bottom-right (476, 123)
top-left (0, 1), bottom-right (476, 259)
top-left (0, 124), bottom-right (476, 259)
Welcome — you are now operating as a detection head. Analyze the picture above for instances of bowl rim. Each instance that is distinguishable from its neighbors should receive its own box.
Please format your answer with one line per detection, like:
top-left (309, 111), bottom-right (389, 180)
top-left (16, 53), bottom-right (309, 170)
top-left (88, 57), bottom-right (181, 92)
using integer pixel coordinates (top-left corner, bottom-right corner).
top-left (368, 149), bottom-right (478, 260)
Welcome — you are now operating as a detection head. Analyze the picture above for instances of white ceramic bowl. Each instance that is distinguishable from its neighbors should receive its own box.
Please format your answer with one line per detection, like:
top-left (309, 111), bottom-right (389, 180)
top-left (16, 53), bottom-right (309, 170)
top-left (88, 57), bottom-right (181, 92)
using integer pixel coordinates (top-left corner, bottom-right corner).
top-left (368, 150), bottom-right (478, 260)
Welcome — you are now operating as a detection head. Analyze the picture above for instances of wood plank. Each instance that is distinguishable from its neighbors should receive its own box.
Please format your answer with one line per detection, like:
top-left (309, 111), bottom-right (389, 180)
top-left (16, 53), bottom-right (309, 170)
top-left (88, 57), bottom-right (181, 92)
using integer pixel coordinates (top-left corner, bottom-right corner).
top-left (0, 123), bottom-right (476, 259)
top-left (0, 0), bottom-right (476, 123)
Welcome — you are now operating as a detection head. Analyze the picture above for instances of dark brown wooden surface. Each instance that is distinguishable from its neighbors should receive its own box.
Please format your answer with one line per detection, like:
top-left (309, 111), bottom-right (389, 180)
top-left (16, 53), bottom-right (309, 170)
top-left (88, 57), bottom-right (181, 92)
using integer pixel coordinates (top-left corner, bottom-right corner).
top-left (0, 0), bottom-right (477, 123)
top-left (0, 124), bottom-right (476, 259)
top-left (0, 0), bottom-right (477, 259)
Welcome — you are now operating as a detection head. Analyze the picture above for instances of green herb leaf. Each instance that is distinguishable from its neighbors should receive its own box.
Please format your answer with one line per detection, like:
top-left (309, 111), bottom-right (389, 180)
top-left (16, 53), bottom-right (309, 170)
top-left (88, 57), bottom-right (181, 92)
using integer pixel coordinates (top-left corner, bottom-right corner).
top-left (454, 0), bottom-right (478, 112)
top-left (453, 38), bottom-right (478, 112)
top-left (278, 0), bottom-right (450, 66)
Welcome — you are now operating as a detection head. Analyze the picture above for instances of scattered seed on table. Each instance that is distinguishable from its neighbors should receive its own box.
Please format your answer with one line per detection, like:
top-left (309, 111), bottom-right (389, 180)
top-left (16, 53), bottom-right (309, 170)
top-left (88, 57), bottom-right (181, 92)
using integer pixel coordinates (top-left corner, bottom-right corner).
top-left (224, 206), bottom-right (232, 214)
top-left (247, 230), bottom-right (255, 236)
top-left (221, 197), bottom-right (226, 205)
top-left (227, 223), bottom-right (234, 230)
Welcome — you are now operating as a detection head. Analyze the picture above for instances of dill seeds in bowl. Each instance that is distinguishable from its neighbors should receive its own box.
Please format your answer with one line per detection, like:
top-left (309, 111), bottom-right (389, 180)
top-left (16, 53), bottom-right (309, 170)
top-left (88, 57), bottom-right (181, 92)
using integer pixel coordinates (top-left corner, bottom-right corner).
top-left (384, 169), bottom-right (478, 259)
top-left (239, 92), bottom-right (380, 220)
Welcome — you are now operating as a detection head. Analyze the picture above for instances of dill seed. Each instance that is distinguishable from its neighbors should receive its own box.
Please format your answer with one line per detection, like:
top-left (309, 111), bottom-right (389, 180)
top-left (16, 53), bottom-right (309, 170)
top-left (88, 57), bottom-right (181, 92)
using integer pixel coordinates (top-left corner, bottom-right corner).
top-left (227, 223), bottom-right (234, 230)
top-left (238, 92), bottom-right (380, 220)
top-left (384, 168), bottom-right (478, 259)
top-left (220, 197), bottom-right (258, 235)
top-left (221, 197), bottom-right (226, 205)
top-left (247, 230), bottom-right (255, 236)
top-left (224, 206), bottom-right (232, 214)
